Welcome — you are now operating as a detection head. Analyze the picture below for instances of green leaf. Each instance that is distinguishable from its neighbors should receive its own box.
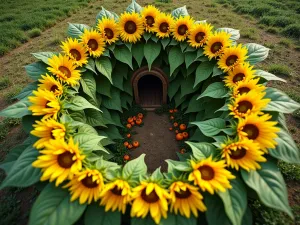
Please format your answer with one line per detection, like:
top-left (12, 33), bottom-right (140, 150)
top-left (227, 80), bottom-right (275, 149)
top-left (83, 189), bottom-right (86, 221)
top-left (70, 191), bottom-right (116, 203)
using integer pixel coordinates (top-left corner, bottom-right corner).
top-left (0, 146), bottom-right (40, 189)
top-left (245, 43), bottom-right (269, 65)
top-left (186, 95), bottom-right (204, 113)
top-left (96, 7), bottom-right (119, 23)
top-left (131, 216), bottom-right (156, 225)
top-left (114, 45), bottom-right (133, 69)
top-left (255, 69), bottom-right (286, 82)
top-left (65, 96), bottom-right (101, 112)
top-left (80, 71), bottom-right (97, 104)
top-left (74, 133), bottom-right (108, 153)
top-left (169, 46), bottom-right (184, 76)
top-left (264, 87), bottom-right (300, 113)
top-left (191, 118), bottom-right (226, 137)
top-left (31, 52), bottom-right (57, 65)
top-left (241, 160), bottom-right (293, 219)
top-left (166, 159), bottom-right (191, 172)
top-left (143, 32), bottom-right (152, 42)
top-left (197, 82), bottom-right (227, 99)
top-left (212, 64), bottom-right (224, 77)
top-left (96, 74), bottom-right (111, 98)
top-left (122, 154), bottom-right (147, 183)
top-left (126, 0), bottom-right (142, 13)
top-left (171, 5), bottom-right (189, 18)
top-left (112, 64), bottom-right (127, 91)
top-left (132, 42), bottom-right (144, 67)
top-left (216, 28), bottom-right (240, 41)
top-left (69, 110), bottom-right (86, 123)
top-left (100, 107), bottom-right (116, 126)
top-left (25, 61), bottom-right (48, 81)
top-left (168, 75), bottom-right (183, 100)
top-left (110, 110), bottom-right (123, 127)
top-left (194, 61), bottom-right (214, 87)
top-left (29, 183), bottom-right (86, 225)
top-left (205, 194), bottom-right (231, 225)
top-left (181, 74), bottom-right (197, 98)
top-left (15, 81), bottom-right (38, 100)
top-left (100, 125), bottom-right (123, 140)
top-left (218, 178), bottom-right (247, 225)
top-left (269, 129), bottom-right (300, 164)
top-left (144, 40), bottom-right (161, 70)
top-left (174, 90), bottom-right (186, 108)
top-left (161, 38), bottom-right (171, 50)
top-left (86, 58), bottom-right (97, 74)
top-left (0, 98), bottom-right (31, 118)
top-left (95, 57), bottom-right (113, 84)
top-left (22, 115), bottom-right (38, 133)
top-left (185, 51), bottom-right (197, 69)
top-left (67, 23), bottom-right (90, 38)
top-left (102, 88), bottom-right (122, 112)
top-left (85, 204), bottom-right (121, 225)
top-left (180, 42), bottom-right (188, 52)
top-left (186, 141), bottom-right (215, 160)
top-left (85, 109), bottom-right (106, 127)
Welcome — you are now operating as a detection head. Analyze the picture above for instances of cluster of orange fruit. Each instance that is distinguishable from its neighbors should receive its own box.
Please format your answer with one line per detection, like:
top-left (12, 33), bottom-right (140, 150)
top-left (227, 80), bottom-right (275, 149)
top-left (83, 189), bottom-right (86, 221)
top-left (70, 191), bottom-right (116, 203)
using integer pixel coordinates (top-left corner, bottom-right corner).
top-left (126, 113), bottom-right (143, 129)
top-left (168, 109), bottom-right (189, 141)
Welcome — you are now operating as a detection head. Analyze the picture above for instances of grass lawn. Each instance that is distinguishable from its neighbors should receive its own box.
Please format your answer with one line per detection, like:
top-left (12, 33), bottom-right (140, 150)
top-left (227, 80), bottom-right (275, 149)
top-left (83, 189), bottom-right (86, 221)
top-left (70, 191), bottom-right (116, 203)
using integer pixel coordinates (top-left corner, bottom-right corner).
top-left (0, 0), bottom-right (300, 224)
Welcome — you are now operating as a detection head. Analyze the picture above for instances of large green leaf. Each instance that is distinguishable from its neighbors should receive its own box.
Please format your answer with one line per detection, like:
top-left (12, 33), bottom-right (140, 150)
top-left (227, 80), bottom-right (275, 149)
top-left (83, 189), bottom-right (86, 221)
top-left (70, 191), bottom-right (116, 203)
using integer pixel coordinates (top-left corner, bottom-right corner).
top-left (126, 0), bottom-right (142, 13)
top-left (100, 107), bottom-right (116, 126)
top-left (241, 160), bottom-right (293, 219)
top-left (86, 58), bottom-right (97, 74)
top-left (74, 133), bottom-right (108, 153)
top-left (218, 178), bottom-right (247, 225)
top-left (186, 141), bottom-right (215, 161)
top-left (269, 129), bottom-right (300, 163)
top-left (85, 204), bottom-right (121, 225)
top-left (95, 57), bottom-right (113, 84)
top-left (216, 28), bottom-right (240, 41)
top-left (0, 98), bottom-right (31, 118)
top-left (80, 71), bottom-right (97, 104)
top-left (96, 7), bottom-right (119, 23)
top-left (0, 146), bottom-right (40, 189)
top-left (168, 75), bottom-right (183, 100)
top-left (205, 194), bottom-right (231, 225)
top-left (144, 40), bottom-right (161, 69)
top-left (194, 61), bottom-right (214, 87)
top-left (161, 38), bottom-right (171, 50)
top-left (85, 109), bottom-right (106, 127)
top-left (15, 82), bottom-right (38, 100)
top-left (114, 45), bottom-right (133, 69)
top-left (102, 88), bottom-right (122, 112)
top-left (185, 95), bottom-right (204, 113)
top-left (132, 42), bottom-right (144, 67)
top-left (185, 51), bottom-right (198, 69)
top-left (166, 159), bottom-right (191, 172)
top-left (25, 61), bottom-right (48, 80)
top-left (169, 46), bottom-right (184, 76)
top-left (31, 52), bottom-right (57, 65)
top-left (100, 125), bottom-right (123, 140)
top-left (181, 74), bottom-right (198, 98)
top-left (245, 43), bottom-right (269, 65)
top-left (122, 154), bottom-right (147, 184)
top-left (197, 82), bottom-right (227, 99)
top-left (29, 183), bottom-right (86, 225)
top-left (96, 74), bottom-right (111, 98)
top-left (67, 23), bottom-right (90, 38)
top-left (264, 87), bottom-right (300, 113)
top-left (69, 110), bottom-right (86, 123)
top-left (110, 110), bottom-right (123, 127)
top-left (131, 216), bottom-right (155, 225)
top-left (191, 118), bottom-right (226, 137)
top-left (160, 213), bottom-right (197, 225)
top-left (171, 5), bottom-right (189, 18)
top-left (174, 90), bottom-right (186, 108)
top-left (112, 64), bottom-right (127, 91)
top-left (255, 69), bottom-right (286, 83)
top-left (65, 96), bottom-right (101, 112)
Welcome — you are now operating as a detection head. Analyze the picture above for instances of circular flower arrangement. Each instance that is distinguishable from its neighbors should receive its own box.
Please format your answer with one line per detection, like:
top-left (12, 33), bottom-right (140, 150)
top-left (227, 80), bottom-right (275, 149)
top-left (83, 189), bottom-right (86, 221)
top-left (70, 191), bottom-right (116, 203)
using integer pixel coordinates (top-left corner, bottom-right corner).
top-left (0, 1), bottom-right (300, 225)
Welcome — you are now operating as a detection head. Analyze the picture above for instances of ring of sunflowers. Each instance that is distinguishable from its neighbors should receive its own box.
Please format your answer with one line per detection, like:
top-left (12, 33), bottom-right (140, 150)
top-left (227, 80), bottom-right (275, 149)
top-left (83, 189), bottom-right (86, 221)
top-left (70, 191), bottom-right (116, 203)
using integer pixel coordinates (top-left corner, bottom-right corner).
top-left (0, 1), bottom-right (300, 225)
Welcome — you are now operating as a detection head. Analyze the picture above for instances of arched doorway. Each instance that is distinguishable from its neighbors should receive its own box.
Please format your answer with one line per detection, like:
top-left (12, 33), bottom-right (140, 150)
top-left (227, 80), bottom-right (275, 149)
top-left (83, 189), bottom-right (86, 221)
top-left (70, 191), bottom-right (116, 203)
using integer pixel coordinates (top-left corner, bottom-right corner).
top-left (131, 67), bottom-right (168, 110)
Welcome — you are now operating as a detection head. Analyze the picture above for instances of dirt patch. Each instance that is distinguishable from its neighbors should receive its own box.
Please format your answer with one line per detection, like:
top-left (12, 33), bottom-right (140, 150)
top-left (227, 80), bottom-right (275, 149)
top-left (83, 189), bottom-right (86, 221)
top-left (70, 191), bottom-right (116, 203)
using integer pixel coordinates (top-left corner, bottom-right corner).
top-left (130, 112), bottom-right (179, 172)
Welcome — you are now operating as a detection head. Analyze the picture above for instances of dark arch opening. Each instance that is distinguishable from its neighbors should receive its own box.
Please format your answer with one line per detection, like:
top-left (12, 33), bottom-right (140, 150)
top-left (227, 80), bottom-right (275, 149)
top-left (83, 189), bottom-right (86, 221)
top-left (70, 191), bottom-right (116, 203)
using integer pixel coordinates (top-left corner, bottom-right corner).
top-left (138, 75), bottom-right (163, 107)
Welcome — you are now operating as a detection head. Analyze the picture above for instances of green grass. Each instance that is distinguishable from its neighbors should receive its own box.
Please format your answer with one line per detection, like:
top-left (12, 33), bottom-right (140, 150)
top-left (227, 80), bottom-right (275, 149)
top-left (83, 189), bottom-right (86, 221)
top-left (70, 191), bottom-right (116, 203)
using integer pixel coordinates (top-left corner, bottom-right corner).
top-left (267, 64), bottom-right (292, 77)
top-left (279, 38), bottom-right (293, 47)
top-left (279, 161), bottom-right (300, 181)
top-left (0, 77), bottom-right (11, 90)
top-left (0, 0), bottom-right (92, 56)
top-left (0, 118), bottom-right (21, 141)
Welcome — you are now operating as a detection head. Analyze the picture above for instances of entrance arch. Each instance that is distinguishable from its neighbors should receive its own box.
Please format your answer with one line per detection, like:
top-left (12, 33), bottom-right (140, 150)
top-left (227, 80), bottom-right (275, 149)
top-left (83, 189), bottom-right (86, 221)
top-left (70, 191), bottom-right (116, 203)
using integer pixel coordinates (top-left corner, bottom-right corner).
top-left (131, 66), bottom-right (168, 110)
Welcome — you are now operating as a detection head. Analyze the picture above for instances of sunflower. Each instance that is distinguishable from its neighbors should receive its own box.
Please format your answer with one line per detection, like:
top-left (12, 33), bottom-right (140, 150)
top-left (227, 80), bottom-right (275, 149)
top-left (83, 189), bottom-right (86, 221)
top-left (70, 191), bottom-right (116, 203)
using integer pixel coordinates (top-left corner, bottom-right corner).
top-left (81, 29), bottom-right (105, 57)
top-left (61, 38), bottom-right (88, 66)
top-left (188, 23), bottom-right (213, 48)
top-left (188, 156), bottom-right (235, 194)
top-left (224, 62), bottom-right (255, 88)
top-left (237, 113), bottom-right (280, 152)
top-left (32, 138), bottom-right (85, 186)
top-left (99, 179), bottom-right (132, 213)
top-left (118, 12), bottom-right (144, 43)
top-left (65, 169), bottom-right (104, 204)
top-left (130, 181), bottom-right (170, 224)
top-left (171, 16), bottom-right (194, 42)
top-left (47, 54), bottom-right (81, 86)
top-left (97, 17), bottom-right (119, 45)
top-left (31, 118), bottom-right (66, 149)
top-left (169, 181), bottom-right (206, 218)
top-left (218, 44), bottom-right (248, 72)
top-left (28, 89), bottom-right (60, 120)
top-left (232, 78), bottom-right (265, 97)
top-left (153, 13), bottom-right (174, 39)
top-left (204, 31), bottom-right (231, 59)
top-left (141, 5), bottom-right (160, 33)
top-left (38, 74), bottom-right (63, 96)
top-left (220, 139), bottom-right (266, 171)
top-left (228, 90), bottom-right (270, 118)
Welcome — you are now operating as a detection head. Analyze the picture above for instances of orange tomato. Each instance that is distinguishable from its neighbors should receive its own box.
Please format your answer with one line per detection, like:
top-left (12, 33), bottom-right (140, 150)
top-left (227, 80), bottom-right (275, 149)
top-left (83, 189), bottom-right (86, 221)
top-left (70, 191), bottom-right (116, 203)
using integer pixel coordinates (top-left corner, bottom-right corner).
top-left (128, 144), bottom-right (133, 149)
top-left (136, 118), bottom-right (142, 125)
top-left (124, 141), bottom-right (129, 147)
top-left (133, 116), bottom-right (137, 121)
top-left (169, 127), bottom-right (173, 131)
top-left (173, 122), bottom-right (178, 127)
top-left (133, 141), bottom-right (139, 148)
top-left (123, 155), bottom-right (130, 161)
top-left (179, 124), bottom-right (187, 131)
top-left (131, 121), bottom-right (135, 126)
top-left (138, 113), bottom-right (143, 119)
top-left (170, 116), bottom-right (174, 120)
top-left (174, 109), bottom-right (178, 113)
top-left (180, 148), bottom-right (186, 154)
top-left (182, 132), bottom-right (189, 139)
top-left (176, 133), bottom-right (184, 141)
top-left (126, 124), bottom-right (132, 129)
top-left (169, 109), bottom-right (174, 114)
top-left (126, 133), bottom-right (131, 138)
top-left (175, 130), bottom-right (179, 134)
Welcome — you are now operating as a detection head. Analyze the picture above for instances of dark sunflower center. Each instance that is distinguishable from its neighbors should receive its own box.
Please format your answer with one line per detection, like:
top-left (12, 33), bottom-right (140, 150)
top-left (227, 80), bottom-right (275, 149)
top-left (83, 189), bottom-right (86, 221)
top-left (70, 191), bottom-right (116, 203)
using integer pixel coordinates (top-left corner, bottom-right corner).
top-left (230, 148), bottom-right (247, 160)
top-left (69, 49), bottom-right (81, 61)
top-left (81, 176), bottom-right (99, 188)
top-left (87, 39), bottom-right (98, 51)
top-left (57, 151), bottom-right (75, 168)
top-left (175, 189), bottom-right (192, 199)
top-left (243, 124), bottom-right (259, 140)
top-left (58, 66), bottom-right (71, 78)
top-left (199, 165), bottom-right (215, 180)
top-left (111, 186), bottom-right (123, 196)
top-left (195, 32), bottom-right (205, 43)
top-left (237, 101), bottom-right (253, 113)
top-left (233, 73), bottom-right (245, 83)
top-left (141, 189), bottom-right (159, 203)
top-left (211, 42), bottom-right (223, 53)
top-left (104, 28), bottom-right (114, 39)
top-left (178, 24), bottom-right (188, 35)
top-left (146, 16), bottom-right (155, 27)
top-left (226, 55), bottom-right (238, 66)
top-left (50, 129), bottom-right (55, 139)
top-left (124, 21), bottom-right (137, 34)
top-left (45, 100), bottom-right (51, 108)
top-left (238, 87), bottom-right (250, 95)
top-left (159, 22), bottom-right (169, 33)
top-left (50, 85), bottom-right (58, 93)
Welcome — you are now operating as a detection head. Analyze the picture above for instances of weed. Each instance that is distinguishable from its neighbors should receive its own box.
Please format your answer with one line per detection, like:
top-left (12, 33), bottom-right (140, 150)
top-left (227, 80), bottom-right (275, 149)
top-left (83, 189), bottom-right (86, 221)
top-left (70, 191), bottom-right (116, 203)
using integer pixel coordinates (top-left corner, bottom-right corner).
top-left (0, 118), bottom-right (21, 141)
top-left (241, 28), bottom-right (259, 40)
top-left (278, 161), bottom-right (300, 181)
top-left (279, 38), bottom-right (293, 47)
top-left (266, 27), bottom-right (279, 34)
top-left (28, 28), bottom-right (42, 38)
top-left (4, 87), bottom-right (22, 103)
top-left (0, 77), bottom-right (11, 90)
top-left (267, 64), bottom-right (291, 77)
top-left (282, 24), bottom-right (300, 39)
